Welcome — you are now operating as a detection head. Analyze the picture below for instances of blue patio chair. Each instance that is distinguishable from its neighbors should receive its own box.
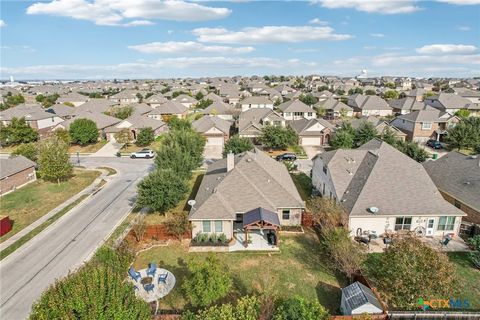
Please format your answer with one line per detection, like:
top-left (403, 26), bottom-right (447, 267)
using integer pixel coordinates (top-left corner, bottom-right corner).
top-left (158, 273), bottom-right (168, 284)
top-left (147, 263), bottom-right (157, 277)
top-left (128, 267), bottom-right (141, 282)
top-left (144, 283), bottom-right (155, 293)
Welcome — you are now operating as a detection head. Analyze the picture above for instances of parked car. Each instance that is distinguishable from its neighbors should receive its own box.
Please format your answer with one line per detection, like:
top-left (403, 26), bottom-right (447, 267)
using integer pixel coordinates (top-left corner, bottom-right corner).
top-left (131, 149), bottom-right (155, 159)
top-left (275, 153), bottom-right (297, 161)
top-left (426, 139), bottom-right (442, 149)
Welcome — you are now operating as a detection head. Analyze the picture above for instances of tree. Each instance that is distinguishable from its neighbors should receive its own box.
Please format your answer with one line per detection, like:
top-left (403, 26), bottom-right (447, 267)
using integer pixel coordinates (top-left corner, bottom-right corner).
top-left (114, 128), bottom-right (134, 146)
top-left (330, 131), bottom-right (354, 149)
top-left (273, 296), bottom-right (329, 320)
top-left (0, 117), bottom-right (39, 146)
top-left (168, 117), bottom-right (193, 131)
top-left (395, 140), bottom-right (429, 162)
top-left (307, 197), bottom-right (348, 230)
top-left (380, 127), bottom-right (397, 145)
top-left (195, 91), bottom-right (204, 101)
top-left (37, 137), bottom-right (72, 183)
top-left (35, 93), bottom-right (59, 107)
top-left (355, 121), bottom-right (378, 146)
top-left (365, 89), bottom-right (376, 95)
top-left (131, 214), bottom-right (147, 242)
top-left (299, 94), bottom-right (317, 106)
top-left (165, 212), bottom-right (192, 240)
top-left (69, 118), bottom-right (99, 145)
top-left (447, 117), bottom-right (480, 150)
top-left (110, 105), bottom-right (134, 120)
top-left (135, 92), bottom-right (143, 103)
top-left (385, 82), bottom-right (396, 89)
top-left (335, 89), bottom-right (345, 96)
top-left (363, 236), bottom-right (457, 308)
top-left (12, 143), bottom-right (38, 162)
top-left (3, 93), bottom-right (25, 108)
top-left (455, 109), bottom-right (471, 119)
top-left (137, 169), bottom-right (189, 212)
top-left (383, 90), bottom-right (399, 100)
top-left (196, 99), bottom-right (213, 109)
top-left (259, 126), bottom-right (298, 150)
top-left (30, 247), bottom-right (150, 319)
top-left (53, 128), bottom-right (72, 145)
top-left (135, 127), bottom-right (154, 147)
top-left (183, 255), bottom-right (233, 307)
top-left (223, 135), bottom-right (254, 157)
top-left (317, 85), bottom-right (329, 92)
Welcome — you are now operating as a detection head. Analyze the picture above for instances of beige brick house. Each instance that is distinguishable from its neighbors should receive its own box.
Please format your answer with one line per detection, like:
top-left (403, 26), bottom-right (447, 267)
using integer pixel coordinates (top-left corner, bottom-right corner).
top-left (0, 156), bottom-right (36, 196)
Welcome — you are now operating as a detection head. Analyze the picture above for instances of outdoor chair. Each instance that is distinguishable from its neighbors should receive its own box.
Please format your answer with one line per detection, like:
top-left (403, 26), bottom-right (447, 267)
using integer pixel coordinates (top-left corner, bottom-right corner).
top-left (128, 267), bottom-right (141, 282)
top-left (147, 263), bottom-right (157, 277)
top-left (144, 283), bottom-right (155, 293)
top-left (158, 273), bottom-right (168, 284)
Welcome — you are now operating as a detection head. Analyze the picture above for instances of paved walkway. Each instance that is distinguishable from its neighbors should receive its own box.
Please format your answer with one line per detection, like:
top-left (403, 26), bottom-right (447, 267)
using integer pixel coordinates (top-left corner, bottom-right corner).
top-left (0, 169), bottom-right (108, 252)
top-left (91, 141), bottom-right (124, 157)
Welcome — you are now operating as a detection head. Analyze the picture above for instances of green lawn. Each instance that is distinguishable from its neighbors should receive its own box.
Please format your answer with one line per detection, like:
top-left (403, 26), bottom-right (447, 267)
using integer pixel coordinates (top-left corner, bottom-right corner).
top-left (0, 169), bottom-right (100, 243)
top-left (134, 231), bottom-right (346, 313)
top-left (68, 141), bottom-right (107, 154)
top-left (448, 252), bottom-right (480, 309)
top-left (291, 172), bottom-right (312, 201)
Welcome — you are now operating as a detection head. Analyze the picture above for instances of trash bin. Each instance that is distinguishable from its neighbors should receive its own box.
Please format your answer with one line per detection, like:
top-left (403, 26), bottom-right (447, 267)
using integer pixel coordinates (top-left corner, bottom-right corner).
top-left (432, 153), bottom-right (438, 160)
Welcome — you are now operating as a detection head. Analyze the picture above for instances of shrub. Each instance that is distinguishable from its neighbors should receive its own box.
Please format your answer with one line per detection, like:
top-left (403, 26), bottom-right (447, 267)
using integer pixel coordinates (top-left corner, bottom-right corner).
top-left (135, 127), bottom-right (155, 147)
top-left (37, 137), bottom-right (72, 183)
top-left (12, 143), bottom-right (38, 162)
top-left (210, 233), bottom-right (219, 243)
top-left (165, 211), bottom-right (191, 240)
top-left (114, 128), bottom-right (133, 146)
top-left (69, 118), bottom-right (99, 145)
top-left (182, 296), bottom-right (260, 320)
top-left (218, 233), bottom-right (228, 244)
top-left (53, 128), bottom-right (72, 145)
top-left (112, 106), bottom-right (134, 120)
top-left (194, 233), bottom-right (209, 243)
top-left (469, 235), bottom-right (480, 269)
top-left (273, 296), bottom-right (329, 320)
top-left (183, 255), bottom-right (232, 307)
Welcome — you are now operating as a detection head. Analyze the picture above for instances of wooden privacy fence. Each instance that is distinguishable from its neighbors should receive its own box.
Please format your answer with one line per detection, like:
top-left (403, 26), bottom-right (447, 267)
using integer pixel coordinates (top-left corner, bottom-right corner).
top-left (302, 211), bottom-right (314, 227)
top-left (128, 224), bottom-right (190, 241)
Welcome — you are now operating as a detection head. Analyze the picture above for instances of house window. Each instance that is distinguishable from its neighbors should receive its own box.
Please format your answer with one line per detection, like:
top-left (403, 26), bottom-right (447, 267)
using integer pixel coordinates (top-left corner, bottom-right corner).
top-left (438, 216), bottom-right (456, 231)
top-left (294, 112), bottom-right (303, 117)
top-left (285, 112), bottom-right (291, 116)
top-left (421, 122), bottom-right (432, 130)
top-left (202, 220), bottom-right (211, 233)
top-left (282, 209), bottom-right (290, 220)
top-left (235, 213), bottom-right (243, 223)
top-left (308, 112), bottom-right (313, 117)
top-left (214, 220), bottom-right (223, 233)
top-left (394, 217), bottom-right (412, 231)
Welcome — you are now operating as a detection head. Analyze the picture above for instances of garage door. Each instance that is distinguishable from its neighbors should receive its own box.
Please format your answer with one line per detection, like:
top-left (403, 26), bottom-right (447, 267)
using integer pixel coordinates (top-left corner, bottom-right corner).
top-left (301, 137), bottom-right (321, 146)
top-left (207, 136), bottom-right (224, 146)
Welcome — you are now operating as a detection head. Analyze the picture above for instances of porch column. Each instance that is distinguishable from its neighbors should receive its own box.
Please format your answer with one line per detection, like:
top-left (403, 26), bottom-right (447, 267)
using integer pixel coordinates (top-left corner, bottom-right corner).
top-left (244, 228), bottom-right (248, 248)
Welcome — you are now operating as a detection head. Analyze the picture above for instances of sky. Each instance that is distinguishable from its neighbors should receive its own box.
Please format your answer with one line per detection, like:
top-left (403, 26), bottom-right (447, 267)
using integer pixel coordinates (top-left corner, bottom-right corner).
top-left (0, 0), bottom-right (479, 80)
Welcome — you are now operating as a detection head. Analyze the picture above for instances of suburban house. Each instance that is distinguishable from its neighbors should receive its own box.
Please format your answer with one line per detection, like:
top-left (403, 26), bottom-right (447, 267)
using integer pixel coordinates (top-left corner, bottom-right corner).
top-left (401, 88), bottom-right (426, 102)
top-left (277, 100), bottom-right (316, 121)
top-left (238, 109), bottom-right (286, 139)
top-left (340, 282), bottom-right (383, 316)
top-left (55, 111), bottom-right (121, 139)
top-left (289, 118), bottom-right (334, 146)
top-left (200, 101), bottom-right (235, 120)
top-left (311, 139), bottom-right (465, 238)
top-left (316, 98), bottom-right (353, 118)
top-left (424, 152), bottom-right (480, 224)
top-left (426, 93), bottom-right (479, 116)
top-left (105, 115), bottom-right (168, 142)
top-left (75, 99), bottom-right (117, 114)
top-left (146, 101), bottom-right (188, 121)
top-left (192, 115), bottom-right (231, 155)
top-left (453, 88), bottom-right (480, 104)
top-left (348, 116), bottom-right (407, 141)
top-left (240, 96), bottom-right (274, 112)
top-left (145, 94), bottom-right (168, 108)
top-left (109, 90), bottom-right (140, 105)
top-left (47, 103), bottom-right (77, 119)
top-left (314, 90), bottom-right (338, 102)
top-left (56, 92), bottom-right (88, 106)
top-left (273, 84), bottom-right (296, 96)
top-left (0, 104), bottom-right (64, 136)
top-left (347, 94), bottom-right (392, 117)
top-left (172, 94), bottom-right (197, 109)
top-left (189, 150), bottom-right (305, 250)
top-left (390, 106), bottom-right (459, 143)
top-left (0, 156), bottom-right (36, 196)
top-left (388, 97), bottom-right (427, 115)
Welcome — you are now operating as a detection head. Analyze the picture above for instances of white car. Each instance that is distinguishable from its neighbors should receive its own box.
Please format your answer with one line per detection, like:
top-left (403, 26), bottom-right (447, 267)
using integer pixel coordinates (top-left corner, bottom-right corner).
top-left (130, 149), bottom-right (155, 159)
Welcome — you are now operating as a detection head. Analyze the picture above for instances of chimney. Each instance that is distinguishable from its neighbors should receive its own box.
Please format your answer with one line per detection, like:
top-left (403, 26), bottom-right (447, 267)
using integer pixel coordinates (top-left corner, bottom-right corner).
top-left (227, 152), bottom-right (234, 172)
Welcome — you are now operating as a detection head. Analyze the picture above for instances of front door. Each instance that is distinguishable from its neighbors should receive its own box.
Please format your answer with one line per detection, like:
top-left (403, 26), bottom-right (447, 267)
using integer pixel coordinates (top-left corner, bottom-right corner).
top-left (426, 218), bottom-right (435, 236)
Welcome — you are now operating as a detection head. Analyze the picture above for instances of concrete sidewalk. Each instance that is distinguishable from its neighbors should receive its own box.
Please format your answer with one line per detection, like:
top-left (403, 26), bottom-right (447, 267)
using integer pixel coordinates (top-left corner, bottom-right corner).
top-left (91, 141), bottom-right (124, 157)
top-left (0, 169), bottom-right (108, 253)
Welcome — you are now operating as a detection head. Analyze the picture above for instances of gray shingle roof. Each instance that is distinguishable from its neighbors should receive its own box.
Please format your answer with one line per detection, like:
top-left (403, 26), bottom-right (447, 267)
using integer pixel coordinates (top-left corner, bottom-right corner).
top-left (58, 111), bottom-right (121, 130)
top-left (317, 98), bottom-right (352, 112)
top-left (0, 104), bottom-right (60, 121)
top-left (189, 150), bottom-right (304, 220)
top-left (388, 97), bottom-right (426, 111)
top-left (0, 156), bottom-right (36, 179)
top-left (238, 109), bottom-right (285, 133)
top-left (349, 94), bottom-right (391, 111)
top-left (149, 101), bottom-right (187, 115)
top-left (192, 115), bottom-right (231, 134)
top-left (423, 152), bottom-right (480, 212)
top-left (289, 118), bottom-right (334, 136)
top-left (277, 99), bottom-right (313, 112)
top-left (396, 106), bottom-right (452, 123)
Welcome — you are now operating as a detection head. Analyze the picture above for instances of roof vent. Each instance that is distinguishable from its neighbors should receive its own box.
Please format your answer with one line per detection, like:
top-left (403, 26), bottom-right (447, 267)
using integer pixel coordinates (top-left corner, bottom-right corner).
top-left (368, 207), bottom-right (379, 214)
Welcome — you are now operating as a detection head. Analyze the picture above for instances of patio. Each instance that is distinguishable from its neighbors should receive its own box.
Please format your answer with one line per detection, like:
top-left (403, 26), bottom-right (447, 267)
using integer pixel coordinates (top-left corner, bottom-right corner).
top-left (128, 266), bottom-right (176, 304)
top-left (365, 235), bottom-right (470, 253)
top-left (230, 230), bottom-right (279, 252)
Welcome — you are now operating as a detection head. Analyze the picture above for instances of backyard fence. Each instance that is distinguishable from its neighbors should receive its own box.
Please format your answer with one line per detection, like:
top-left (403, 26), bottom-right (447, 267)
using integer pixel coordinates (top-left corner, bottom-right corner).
top-left (128, 224), bottom-right (190, 242)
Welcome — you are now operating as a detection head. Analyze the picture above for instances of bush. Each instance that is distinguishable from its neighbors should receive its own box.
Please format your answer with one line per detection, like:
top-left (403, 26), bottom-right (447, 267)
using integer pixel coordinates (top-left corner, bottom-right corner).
top-left (135, 127), bottom-right (155, 147)
top-left (193, 233), bottom-right (209, 243)
top-left (114, 128), bottom-right (133, 146)
top-left (37, 137), bottom-right (72, 183)
top-left (210, 233), bottom-right (219, 243)
top-left (0, 117), bottom-right (38, 146)
top-left (69, 118), bottom-right (99, 145)
top-left (12, 143), bottom-right (38, 162)
top-left (111, 106), bottom-right (134, 120)
top-left (182, 295), bottom-right (260, 320)
top-left (259, 126), bottom-right (298, 150)
top-left (183, 255), bottom-right (232, 307)
top-left (273, 296), bottom-right (329, 320)
top-left (469, 235), bottom-right (480, 269)
top-left (53, 128), bottom-right (72, 145)
top-left (223, 135), bottom-right (254, 157)
top-left (218, 233), bottom-right (228, 244)
top-left (165, 211), bottom-right (191, 240)
top-left (137, 169), bottom-right (189, 213)
top-left (168, 117), bottom-right (192, 131)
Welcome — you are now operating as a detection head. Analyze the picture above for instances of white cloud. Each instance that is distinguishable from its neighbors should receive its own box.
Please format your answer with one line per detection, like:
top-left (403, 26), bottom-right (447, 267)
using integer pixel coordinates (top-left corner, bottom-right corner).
top-left (373, 53), bottom-right (480, 66)
top-left (288, 48), bottom-right (319, 53)
top-left (416, 44), bottom-right (477, 54)
top-left (457, 26), bottom-right (471, 31)
top-left (370, 33), bottom-right (385, 37)
top-left (363, 46), bottom-right (376, 50)
top-left (193, 26), bottom-right (352, 44)
top-left (308, 18), bottom-right (328, 25)
top-left (26, 0), bottom-right (231, 26)
top-left (128, 41), bottom-right (254, 54)
top-left (1, 45), bottom-right (36, 53)
top-left (123, 20), bottom-right (155, 26)
top-left (312, 0), bottom-right (420, 14)
top-left (436, 0), bottom-right (480, 4)
top-left (0, 20), bottom-right (6, 27)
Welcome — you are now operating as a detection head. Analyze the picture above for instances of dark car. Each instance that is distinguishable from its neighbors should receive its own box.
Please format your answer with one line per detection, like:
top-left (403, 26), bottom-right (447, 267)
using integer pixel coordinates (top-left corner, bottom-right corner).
top-left (275, 153), bottom-right (297, 161)
top-left (426, 139), bottom-right (442, 149)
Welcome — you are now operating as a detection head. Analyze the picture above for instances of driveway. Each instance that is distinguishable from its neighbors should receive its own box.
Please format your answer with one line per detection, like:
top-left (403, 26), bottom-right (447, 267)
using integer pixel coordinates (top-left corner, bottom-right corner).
top-left (0, 157), bottom-right (154, 319)
top-left (302, 145), bottom-right (323, 160)
top-left (91, 141), bottom-right (124, 157)
top-left (203, 145), bottom-right (223, 160)
top-left (423, 145), bottom-right (448, 159)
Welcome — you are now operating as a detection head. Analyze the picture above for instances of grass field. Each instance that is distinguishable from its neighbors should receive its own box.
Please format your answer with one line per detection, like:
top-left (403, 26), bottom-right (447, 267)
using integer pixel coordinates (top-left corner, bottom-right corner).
top-left (134, 231), bottom-right (346, 313)
top-left (68, 141), bottom-right (107, 154)
top-left (448, 252), bottom-right (480, 309)
top-left (291, 172), bottom-right (313, 201)
top-left (0, 169), bottom-right (100, 243)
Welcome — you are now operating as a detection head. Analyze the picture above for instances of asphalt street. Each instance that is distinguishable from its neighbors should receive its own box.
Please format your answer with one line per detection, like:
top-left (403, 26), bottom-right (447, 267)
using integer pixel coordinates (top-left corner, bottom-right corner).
top-left (0, 157), bottom-right (154, 319)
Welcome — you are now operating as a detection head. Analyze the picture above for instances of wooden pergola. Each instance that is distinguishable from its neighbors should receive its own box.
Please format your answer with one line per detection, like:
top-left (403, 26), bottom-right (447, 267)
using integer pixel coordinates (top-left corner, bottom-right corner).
top-left (242, 207), bottom-right (281, 248)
